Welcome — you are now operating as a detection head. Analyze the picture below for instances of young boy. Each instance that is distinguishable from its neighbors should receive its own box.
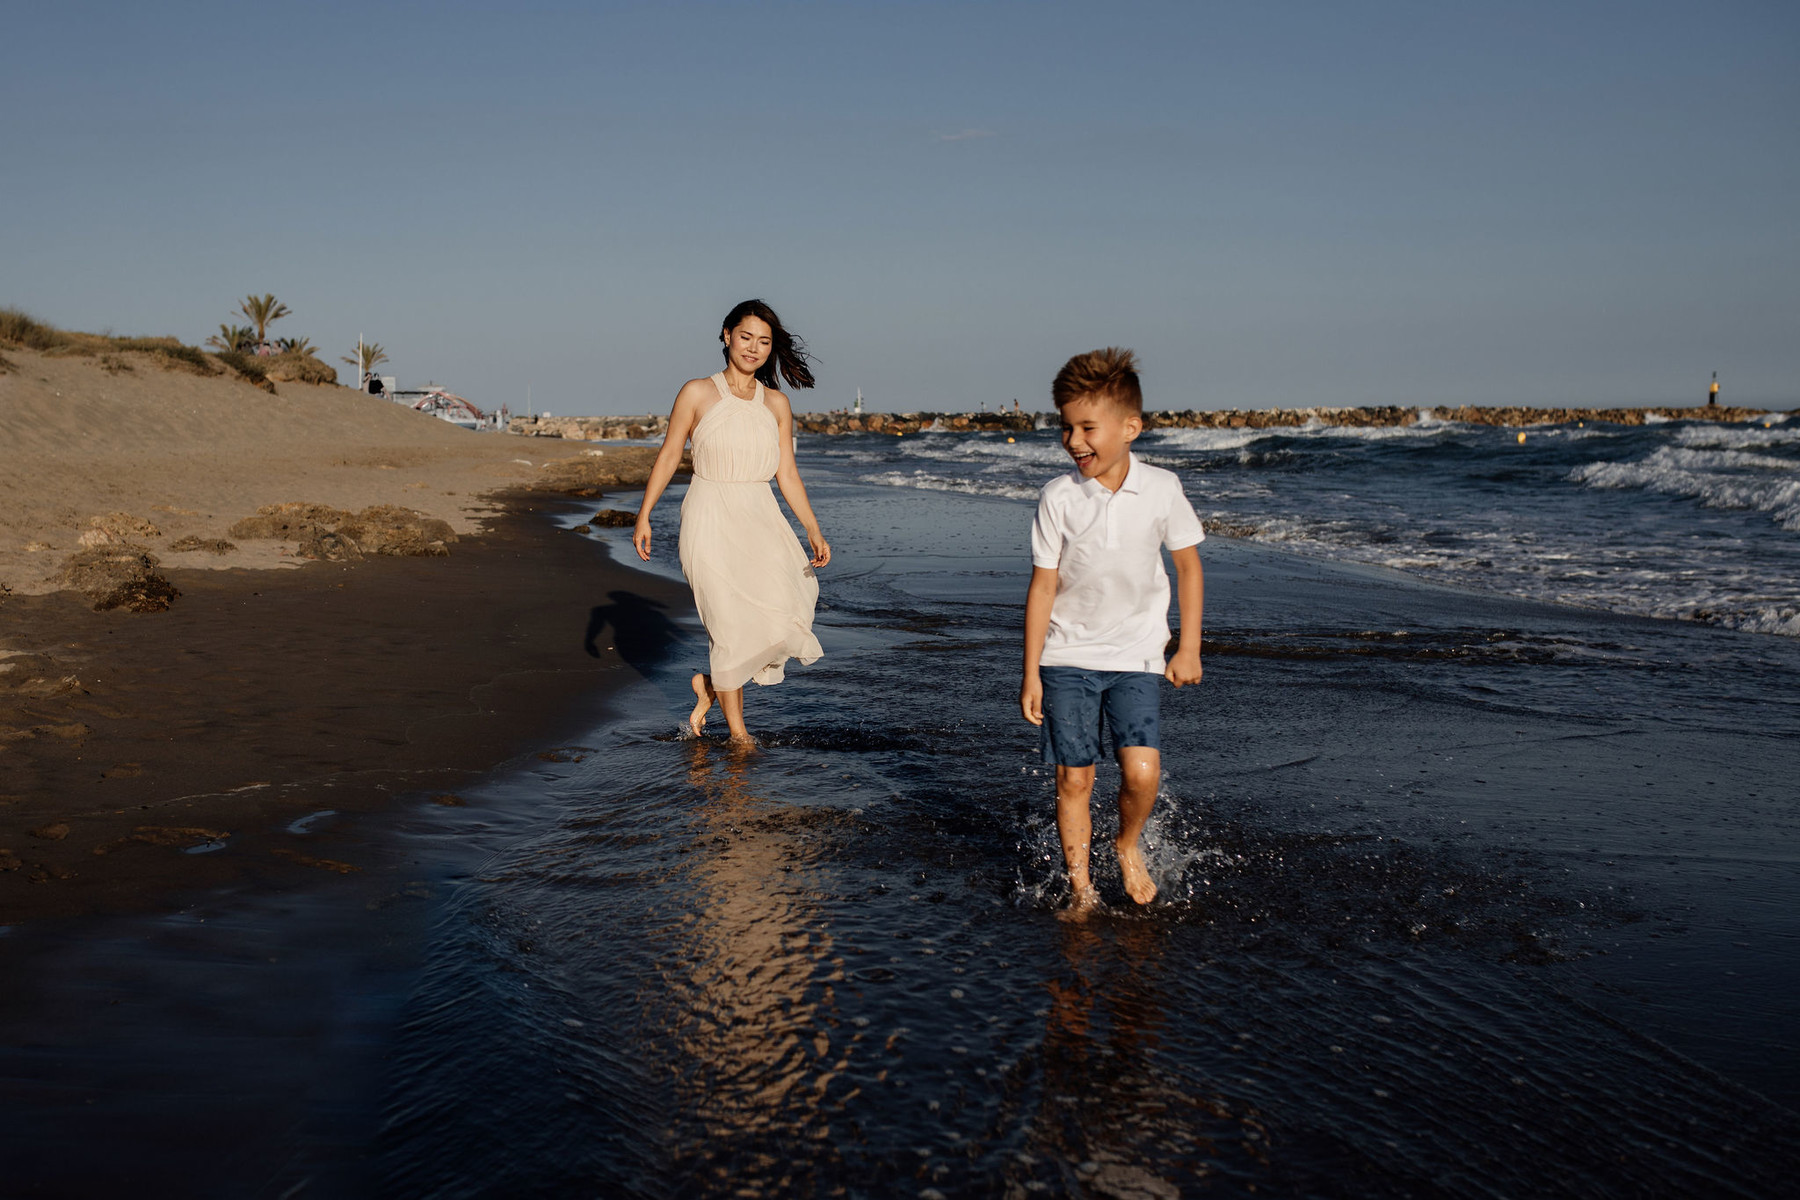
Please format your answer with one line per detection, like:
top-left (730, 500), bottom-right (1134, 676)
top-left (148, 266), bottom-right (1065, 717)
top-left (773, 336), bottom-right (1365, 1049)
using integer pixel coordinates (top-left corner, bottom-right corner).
top-left (1020, 348), bottom-right (1204, 916)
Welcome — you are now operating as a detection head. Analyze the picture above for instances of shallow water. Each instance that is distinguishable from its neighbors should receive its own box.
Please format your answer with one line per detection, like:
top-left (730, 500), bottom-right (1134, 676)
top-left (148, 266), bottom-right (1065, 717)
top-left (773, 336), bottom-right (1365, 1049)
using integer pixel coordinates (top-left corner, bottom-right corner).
top-left (5, 449), bottom-right (1798, 1197)
top-left (372, 463), bottom-right (1800, 1196)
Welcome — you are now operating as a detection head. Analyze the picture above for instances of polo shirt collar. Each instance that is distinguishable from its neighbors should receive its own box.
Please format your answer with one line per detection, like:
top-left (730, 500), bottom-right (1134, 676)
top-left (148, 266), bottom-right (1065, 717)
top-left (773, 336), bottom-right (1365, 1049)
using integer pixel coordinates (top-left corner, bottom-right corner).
top-left (1073, 451), bottom-right (1145, 496)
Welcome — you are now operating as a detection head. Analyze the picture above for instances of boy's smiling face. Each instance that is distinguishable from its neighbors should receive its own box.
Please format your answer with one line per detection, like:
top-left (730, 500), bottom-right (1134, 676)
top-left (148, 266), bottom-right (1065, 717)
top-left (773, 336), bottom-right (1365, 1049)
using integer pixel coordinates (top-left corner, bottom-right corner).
top-left (1059, 392), bottom-right (1142, 491)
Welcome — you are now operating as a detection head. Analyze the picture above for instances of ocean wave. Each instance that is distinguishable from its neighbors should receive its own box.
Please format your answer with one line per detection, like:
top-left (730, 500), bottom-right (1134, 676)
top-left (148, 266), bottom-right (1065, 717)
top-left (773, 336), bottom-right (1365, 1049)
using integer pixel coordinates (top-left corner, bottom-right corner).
top-left (859, 470), bottom-right (1039, 500)
top-left (1290, 417), bottom-right (1471, 441)
top-left (1142, 427), bottom-right (1268, 452)
top-left (1641, 446), bottom-right (1797, 471)
top-left (1715, 605), bottom-right (1800, 638)
top-left (1675, 424), bottom-right (1800, 450)
top-left (1571, 448), bottom-right (1800, 528)
top-left (872, 436), bottom-right (1067, 467)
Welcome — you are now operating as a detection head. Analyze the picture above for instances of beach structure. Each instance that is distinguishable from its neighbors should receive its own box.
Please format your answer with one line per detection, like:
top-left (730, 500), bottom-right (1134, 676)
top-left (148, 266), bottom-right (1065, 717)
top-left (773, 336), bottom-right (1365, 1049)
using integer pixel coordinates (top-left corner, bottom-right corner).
top-left (389, 384), bottom-right (511, 431)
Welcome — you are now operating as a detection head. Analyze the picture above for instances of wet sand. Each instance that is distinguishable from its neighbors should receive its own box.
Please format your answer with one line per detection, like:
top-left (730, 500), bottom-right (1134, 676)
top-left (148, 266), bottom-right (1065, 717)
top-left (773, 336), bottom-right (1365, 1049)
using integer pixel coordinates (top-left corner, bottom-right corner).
top-left (0, 500), bottom-right (689, 923)
top-left (1, 344), bottom-right (670, 921)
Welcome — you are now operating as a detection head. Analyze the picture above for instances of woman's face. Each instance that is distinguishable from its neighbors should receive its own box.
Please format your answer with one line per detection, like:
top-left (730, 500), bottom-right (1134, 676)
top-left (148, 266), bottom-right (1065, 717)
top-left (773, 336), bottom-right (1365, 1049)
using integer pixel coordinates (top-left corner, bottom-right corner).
top-left (723, 315), bottom-right (774, 376)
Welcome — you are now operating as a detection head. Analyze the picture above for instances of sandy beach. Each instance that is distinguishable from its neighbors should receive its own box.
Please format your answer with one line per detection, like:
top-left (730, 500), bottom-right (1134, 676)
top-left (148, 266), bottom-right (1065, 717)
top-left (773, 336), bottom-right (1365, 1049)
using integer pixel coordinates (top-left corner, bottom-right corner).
top-left (1, 343), bottom-right (665, 921)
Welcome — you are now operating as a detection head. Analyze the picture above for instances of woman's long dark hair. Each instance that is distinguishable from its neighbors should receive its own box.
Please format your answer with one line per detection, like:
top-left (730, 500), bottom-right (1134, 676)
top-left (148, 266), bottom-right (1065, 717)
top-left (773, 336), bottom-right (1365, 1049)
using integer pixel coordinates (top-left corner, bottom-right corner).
top-left (720, 298), bottom-right (815, 390)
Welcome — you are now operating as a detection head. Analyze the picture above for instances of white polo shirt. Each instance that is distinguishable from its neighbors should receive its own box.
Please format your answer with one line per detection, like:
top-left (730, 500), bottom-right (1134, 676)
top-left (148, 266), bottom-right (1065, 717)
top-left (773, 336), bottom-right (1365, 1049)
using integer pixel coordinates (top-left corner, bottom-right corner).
top-left (1031, 453), bottom-right (1205, 673)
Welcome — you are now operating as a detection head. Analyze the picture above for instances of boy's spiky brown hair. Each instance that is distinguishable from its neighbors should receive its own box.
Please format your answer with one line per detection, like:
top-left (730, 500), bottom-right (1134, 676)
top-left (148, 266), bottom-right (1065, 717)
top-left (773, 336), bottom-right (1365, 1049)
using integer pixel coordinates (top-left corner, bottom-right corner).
top-left (1051, 347), bottom-right (1142, 415)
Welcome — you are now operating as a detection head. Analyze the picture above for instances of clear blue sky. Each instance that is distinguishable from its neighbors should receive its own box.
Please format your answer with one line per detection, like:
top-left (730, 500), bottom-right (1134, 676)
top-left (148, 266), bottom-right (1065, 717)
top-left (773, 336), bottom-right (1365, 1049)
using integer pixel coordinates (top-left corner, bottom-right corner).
top-left (4, 1), bottom-right (1795, 414)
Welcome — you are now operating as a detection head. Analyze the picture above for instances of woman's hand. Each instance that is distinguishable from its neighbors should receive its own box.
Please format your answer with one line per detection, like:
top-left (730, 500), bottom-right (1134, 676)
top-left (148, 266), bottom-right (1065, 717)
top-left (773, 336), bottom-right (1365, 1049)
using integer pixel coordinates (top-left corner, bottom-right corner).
top-left (633, 517), bottom-right (653, 561)
top-left (807, 529), bottom-right (831, 568)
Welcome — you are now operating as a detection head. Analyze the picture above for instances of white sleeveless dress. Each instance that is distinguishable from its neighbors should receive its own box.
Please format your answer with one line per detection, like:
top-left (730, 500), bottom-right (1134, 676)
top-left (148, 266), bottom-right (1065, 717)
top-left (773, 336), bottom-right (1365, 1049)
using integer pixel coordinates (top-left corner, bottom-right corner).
top-left (678, 373), bottom-right (823, 691)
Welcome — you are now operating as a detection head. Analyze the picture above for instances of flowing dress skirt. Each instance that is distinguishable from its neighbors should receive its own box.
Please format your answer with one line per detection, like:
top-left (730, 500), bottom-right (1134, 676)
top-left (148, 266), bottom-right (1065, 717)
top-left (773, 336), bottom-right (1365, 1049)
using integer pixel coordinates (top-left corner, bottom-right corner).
top-left (679, 477), bottom-right (822, 691)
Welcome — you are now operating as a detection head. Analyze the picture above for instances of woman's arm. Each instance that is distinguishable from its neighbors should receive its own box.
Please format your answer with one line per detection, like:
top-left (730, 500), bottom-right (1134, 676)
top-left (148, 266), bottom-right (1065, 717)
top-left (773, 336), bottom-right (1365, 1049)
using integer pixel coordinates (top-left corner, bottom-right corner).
top-left (633, 381), bottom-right (705, 560)
top-left (766, 390), bottom-right (830, 567)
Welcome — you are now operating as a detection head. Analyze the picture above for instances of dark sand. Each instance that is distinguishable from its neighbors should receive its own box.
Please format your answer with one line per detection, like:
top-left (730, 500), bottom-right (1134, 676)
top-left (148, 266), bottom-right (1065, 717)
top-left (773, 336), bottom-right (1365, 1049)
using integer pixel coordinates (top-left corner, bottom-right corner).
top-left (0, 495), bottom-right (687, 924)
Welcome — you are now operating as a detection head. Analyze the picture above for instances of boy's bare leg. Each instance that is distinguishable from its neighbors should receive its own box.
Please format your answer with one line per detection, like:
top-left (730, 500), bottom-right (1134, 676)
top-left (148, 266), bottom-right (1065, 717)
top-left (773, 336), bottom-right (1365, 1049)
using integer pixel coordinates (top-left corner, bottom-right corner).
top-left (1115, 747), bottom-right (1161, 905)
top-left (688, 674), bottom-right (716, 736)
top-left (718, 686), bottom-right (752, 744)
top-left (1054, 764), bottom-right (1101, 918)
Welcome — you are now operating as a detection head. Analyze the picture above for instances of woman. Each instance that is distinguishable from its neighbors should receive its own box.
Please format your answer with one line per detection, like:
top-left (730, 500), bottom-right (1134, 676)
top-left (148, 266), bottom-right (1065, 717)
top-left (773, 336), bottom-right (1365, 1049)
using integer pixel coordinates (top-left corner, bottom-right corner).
top-left (634, 300), bottom-right (830, 742)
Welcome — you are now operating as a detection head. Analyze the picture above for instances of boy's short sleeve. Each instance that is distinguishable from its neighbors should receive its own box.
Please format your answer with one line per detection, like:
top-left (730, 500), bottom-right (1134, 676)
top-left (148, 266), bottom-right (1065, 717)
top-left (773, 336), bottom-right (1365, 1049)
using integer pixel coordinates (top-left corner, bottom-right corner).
top-left (1164, 483), bottom-right (1205, 551)
top-left (1030, 490), bottom-right (1063, 569)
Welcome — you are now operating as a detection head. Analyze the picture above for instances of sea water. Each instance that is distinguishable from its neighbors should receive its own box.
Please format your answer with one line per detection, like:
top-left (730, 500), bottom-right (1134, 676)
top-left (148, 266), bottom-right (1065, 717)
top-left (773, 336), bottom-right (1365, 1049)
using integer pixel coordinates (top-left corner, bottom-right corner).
top-left (840, 413), bottom-right (1800, 637)
top-left (371, 422), bottom-right (1800, 1197)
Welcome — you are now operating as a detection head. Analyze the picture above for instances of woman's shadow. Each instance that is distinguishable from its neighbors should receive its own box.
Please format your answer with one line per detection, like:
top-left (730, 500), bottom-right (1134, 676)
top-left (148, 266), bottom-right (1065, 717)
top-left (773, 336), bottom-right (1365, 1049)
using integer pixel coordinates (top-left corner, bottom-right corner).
top-left (584, 590), bottom-right (693, 683)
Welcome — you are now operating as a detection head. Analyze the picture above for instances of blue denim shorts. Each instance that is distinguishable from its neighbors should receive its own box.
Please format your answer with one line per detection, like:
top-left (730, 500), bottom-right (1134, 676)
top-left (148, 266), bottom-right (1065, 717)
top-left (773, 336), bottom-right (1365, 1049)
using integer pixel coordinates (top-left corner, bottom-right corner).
top-left (1039, 667), bottom-right (1162, 766)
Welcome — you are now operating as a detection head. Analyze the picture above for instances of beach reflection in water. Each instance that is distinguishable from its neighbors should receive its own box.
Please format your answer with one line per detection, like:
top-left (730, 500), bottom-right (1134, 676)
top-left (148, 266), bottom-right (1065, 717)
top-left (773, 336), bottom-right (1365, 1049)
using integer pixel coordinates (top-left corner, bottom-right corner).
top-left (376, 462), bottom-right (1800, 1198)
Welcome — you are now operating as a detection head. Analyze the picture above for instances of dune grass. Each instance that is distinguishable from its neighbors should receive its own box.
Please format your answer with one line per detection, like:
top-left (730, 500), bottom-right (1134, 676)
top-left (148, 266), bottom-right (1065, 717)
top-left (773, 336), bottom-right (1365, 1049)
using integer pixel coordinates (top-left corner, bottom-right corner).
top-left (210, 349), bottom-right (268, 383)
top-left (0, 307), bottom-right (327, 386)
top-left (2, 307), bottom-right (214, 372)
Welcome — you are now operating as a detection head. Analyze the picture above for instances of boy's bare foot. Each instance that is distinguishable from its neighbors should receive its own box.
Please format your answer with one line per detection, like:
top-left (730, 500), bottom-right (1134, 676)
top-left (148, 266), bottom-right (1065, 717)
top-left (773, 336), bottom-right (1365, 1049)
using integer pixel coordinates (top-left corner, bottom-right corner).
top-left (688, 673), bottom-right (715, 736)
top-left (1057, 881), bottom-right (1101, 923)
top-left (1116, 838), bottom-right (1157, 905)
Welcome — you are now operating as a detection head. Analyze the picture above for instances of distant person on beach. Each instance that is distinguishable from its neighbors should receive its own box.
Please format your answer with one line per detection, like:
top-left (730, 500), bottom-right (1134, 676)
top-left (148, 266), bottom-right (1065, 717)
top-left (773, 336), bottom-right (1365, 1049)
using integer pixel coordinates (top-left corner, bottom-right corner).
top-left (1020, 348), bottom-right (1204, 917)
top-left (1709, 371), bottom-right (1720, 407)
top-left (634, 299), bottom-right (830, 743)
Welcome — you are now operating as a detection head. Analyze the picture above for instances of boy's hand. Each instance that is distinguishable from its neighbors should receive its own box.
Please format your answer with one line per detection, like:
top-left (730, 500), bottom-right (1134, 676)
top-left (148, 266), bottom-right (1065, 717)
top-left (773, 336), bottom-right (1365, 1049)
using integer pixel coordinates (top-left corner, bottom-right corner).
top-left (1165, 648), bottom-right (1203, 688)
top-left (1020, 673), bottom-right (1044, 725)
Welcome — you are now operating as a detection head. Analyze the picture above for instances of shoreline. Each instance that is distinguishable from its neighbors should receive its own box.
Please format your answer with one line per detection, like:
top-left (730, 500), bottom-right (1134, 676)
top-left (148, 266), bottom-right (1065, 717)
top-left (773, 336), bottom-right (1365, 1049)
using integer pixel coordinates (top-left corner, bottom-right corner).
top-left (1, 344), bottom-right (679, 924)
top-left (510, 401), bottom-right (1788, 440)
top-left (0, 492), bottom-right (689, 925)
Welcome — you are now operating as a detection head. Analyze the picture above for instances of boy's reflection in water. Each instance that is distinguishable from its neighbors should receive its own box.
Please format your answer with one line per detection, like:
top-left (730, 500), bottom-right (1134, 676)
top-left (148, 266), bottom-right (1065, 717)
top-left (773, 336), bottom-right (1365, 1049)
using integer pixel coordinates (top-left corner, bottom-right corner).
top-left (657, 740), bottom-right (853, 1194)
top-left (1017, 919), bottom-right (1271, 1193)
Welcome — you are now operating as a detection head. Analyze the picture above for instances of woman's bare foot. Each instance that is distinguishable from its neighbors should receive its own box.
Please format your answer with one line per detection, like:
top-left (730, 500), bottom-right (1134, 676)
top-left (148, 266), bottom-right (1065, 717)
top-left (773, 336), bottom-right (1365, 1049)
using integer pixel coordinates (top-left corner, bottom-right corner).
top-left (1057, 880), bottom-right (1102, 923)
top-left (688, 674), bottom-right (715, 737)
top-left (1116, 838), bottom-right (1157, 905)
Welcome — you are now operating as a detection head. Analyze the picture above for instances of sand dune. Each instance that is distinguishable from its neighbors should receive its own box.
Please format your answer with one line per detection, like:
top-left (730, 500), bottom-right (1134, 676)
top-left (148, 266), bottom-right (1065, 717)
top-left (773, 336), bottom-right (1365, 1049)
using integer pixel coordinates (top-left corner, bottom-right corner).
top-left (0, 346), bottom-right (648, 596)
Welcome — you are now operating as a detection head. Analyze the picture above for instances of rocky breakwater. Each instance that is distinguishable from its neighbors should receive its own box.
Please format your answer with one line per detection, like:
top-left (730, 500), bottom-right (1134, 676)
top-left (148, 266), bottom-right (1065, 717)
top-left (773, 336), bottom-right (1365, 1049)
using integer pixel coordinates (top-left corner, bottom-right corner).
top-left (1143, 404), bottom-right (1777, 430)
top-left (509, 411), bottom-right (1040, 439)
top-left (793, 411), bottom-right (1037, 436)
top-left (512, 404), bottom-right (1778, 442)
top-left (511, 414), bottom-right (670, 440)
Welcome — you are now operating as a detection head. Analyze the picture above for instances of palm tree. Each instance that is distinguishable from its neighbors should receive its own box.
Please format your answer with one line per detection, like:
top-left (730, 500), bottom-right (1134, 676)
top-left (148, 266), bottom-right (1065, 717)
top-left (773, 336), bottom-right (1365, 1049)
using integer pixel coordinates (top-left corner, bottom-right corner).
top-left (276, 336), bottom-right (317, 355)
top-left (237, 294), bottom-right (291, 346)
top-left (207, 323), bottom-right (255, 353)
top-left (341, 341), bottom-right (390, 373)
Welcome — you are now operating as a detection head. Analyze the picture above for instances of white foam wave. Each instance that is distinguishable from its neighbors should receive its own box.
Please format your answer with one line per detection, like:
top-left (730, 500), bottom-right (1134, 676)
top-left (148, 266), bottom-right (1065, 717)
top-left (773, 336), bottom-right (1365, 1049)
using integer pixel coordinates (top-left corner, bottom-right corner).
top-left (877, 436), bottom-right (1067, 467)
top-left (1142, 427), bottom-right (1267, 452)
top-left (1570, 448), bottom-right (1800, 529)
top-left (1674, 424), bottom-right (1800, 450)
top-left (859, 470), bottom-right (1038, 500)
top-left (1717, 605), bottom-right (1800, 638)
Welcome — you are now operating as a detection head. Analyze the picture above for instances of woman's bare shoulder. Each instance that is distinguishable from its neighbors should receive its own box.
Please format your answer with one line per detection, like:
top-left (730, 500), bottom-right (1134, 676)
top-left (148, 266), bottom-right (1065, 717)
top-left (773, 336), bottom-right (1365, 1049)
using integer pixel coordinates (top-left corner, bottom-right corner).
top-left (762, 386), bottom-right (793, 412)
top-left (673, 375), bottom-right (717, 407)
